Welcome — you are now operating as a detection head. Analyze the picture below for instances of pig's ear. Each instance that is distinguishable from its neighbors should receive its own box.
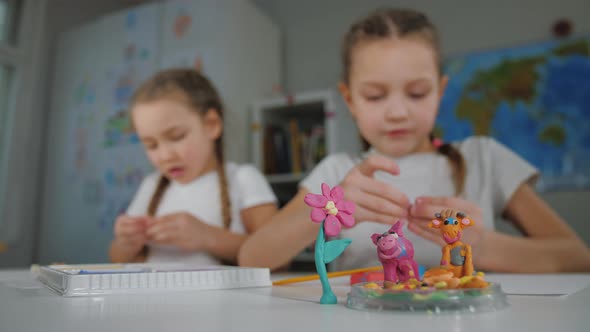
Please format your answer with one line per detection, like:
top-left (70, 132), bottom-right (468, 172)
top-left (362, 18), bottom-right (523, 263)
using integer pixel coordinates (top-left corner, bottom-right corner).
top-left (371, 233), bottom-right (380, 245)
top-left (429, 219), bottom-right (441, 229)
top-left (391, 220), bottom-right (404, 237)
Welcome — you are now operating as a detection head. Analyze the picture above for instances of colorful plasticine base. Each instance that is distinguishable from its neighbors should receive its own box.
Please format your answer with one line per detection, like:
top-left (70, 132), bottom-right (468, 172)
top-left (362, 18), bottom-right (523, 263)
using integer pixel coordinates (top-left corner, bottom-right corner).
top-left (346, 281), bottom-right (508, 313)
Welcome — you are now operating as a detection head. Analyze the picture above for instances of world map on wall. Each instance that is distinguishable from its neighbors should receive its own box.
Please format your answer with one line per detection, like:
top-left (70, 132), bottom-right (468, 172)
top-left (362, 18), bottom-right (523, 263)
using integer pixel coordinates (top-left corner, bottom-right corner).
top-left (437, 37), bottom-right (590, 190)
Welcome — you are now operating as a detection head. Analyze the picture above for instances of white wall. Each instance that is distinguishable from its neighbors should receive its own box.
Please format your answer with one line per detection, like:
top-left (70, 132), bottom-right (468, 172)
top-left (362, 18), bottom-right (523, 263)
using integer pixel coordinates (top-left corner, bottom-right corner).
top-left (253, 0), bottom-right (590, 91)
top-left (252, 0), bottom-right (590, 245)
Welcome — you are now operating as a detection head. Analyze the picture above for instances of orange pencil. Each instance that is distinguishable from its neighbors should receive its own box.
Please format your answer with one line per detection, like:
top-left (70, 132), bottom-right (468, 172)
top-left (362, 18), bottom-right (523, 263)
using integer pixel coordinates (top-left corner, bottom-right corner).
top-left (272, 266), bottom-right (383, 286)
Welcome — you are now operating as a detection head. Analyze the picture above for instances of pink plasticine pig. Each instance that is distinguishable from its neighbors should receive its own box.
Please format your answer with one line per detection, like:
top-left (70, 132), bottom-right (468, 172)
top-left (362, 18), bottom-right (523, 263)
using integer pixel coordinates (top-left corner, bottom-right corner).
top-left (371, 220), bottom-right (419, 286)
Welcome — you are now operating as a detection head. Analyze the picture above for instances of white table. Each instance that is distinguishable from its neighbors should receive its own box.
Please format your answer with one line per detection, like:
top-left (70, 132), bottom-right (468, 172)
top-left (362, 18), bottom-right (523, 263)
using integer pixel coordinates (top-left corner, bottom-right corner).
top-left (1, 270), bottom-right (589, 332)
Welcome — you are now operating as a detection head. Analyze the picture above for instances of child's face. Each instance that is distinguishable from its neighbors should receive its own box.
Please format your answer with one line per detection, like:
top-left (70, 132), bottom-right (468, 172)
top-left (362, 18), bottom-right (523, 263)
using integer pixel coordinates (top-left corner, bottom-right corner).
top-left (340, 37), bottom-right (447, 158)
top-left (132, 98), bottom-right (221, 184)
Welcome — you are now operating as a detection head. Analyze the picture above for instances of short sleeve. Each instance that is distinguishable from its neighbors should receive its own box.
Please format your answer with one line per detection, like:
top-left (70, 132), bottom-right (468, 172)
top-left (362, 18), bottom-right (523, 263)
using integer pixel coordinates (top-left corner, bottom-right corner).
top-left (234, 165), bottom-right (277, 209)
top-left (126, 172), bottom-right (160, 216)
top-left (487, 138), bottom-right (539, 213)
top-left (299, 154), bottom-right (357, 193)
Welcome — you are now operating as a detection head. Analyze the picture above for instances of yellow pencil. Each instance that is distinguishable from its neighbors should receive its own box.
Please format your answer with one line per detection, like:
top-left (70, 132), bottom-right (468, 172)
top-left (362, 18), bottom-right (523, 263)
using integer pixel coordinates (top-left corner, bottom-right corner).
top-left (272, 266), bottom-right (383, 286)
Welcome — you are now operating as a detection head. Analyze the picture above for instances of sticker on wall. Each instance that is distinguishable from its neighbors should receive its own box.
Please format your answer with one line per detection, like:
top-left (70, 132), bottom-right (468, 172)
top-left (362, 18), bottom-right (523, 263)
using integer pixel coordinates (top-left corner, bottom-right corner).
top-left (74, 77), bottom-right (96, 106)
top-left (123, 5), bottom-right (158, 64)
top-left (103, 109), bottom-right (138, 147)
top-left (103, 63), bottom-right (151, 148)
top-left (126, 11), bottom-right (137, 30)
top-left (174, 10), bottom-right (192, 38)
top-left (124, 43), bottom-right (136, 61)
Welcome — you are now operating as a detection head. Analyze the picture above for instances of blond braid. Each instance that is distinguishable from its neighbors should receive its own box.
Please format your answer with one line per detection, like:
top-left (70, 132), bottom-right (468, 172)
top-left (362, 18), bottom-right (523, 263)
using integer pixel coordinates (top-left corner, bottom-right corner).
top-left (147, 175), bottom-right (170, 216)
top-left (436, 142), bottom-right (466, 196)
top-left (215, 142), bottom-right (231, 229)
top-left (138, 175), bottom-right (170, 259)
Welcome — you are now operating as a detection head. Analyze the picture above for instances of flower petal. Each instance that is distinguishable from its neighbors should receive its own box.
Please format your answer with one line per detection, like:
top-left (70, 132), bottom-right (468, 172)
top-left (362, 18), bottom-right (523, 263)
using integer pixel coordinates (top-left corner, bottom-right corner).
top-left (304, 193), bottom-right (328, 208)
top-left (330, 185), bottom-right (344, 202)
top-left (335, 200), bottom-right (355, 214)
top-left (310, 208), bottom-right (326, 223)
top-left (336, 212), bottom-right (355, 228)
top-left (321, 183), bottom-right (333, 200)
top-left (324, 214), bottom-right (341, 237)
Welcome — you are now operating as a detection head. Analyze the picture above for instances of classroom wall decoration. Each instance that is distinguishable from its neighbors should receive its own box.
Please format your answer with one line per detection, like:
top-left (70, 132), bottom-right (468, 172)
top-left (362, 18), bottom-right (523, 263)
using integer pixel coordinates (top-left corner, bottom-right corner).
top-left (438, 36), bottom-right (590, 191)
top-left (40, 0), bottom-right (280, 264)
top-left (57, 5), bottom-right (158, 256)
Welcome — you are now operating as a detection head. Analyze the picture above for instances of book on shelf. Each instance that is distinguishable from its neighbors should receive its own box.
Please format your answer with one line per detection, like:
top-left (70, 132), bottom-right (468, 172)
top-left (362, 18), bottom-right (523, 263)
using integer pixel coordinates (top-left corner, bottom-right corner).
top-left (288, 119), bottom-right (302, 174)
top-left (262, 120), bottom-right (326, 177)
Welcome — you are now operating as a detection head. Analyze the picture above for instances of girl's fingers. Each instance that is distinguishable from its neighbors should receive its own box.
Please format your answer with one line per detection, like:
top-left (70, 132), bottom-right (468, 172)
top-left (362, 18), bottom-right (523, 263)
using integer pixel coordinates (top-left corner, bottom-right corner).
top-left (147, 220), bottom-right (180, 238)
top-left (148, 223), bottom-right (176, 243)
top-left (408, 215), bottom-right (438, 228)
top-left (409, 203), bottom-right (447, 220)
top-left (415, 196), bottom-right (479, 214)
top-left (117, 223), bottom-right (144, 236)
top-left (116, 216), bottom-right (148, 233)
top-left (407, 220), bottom-right (445, 246)
top-left (415, 196), bottom-right (456, 206)
top-left (126, 234), bottom-right (147, 246)
top-left (146, 224), bottom-right (161, 238)
top-left (152, 232), bottom-right (171, 243)
top-left (354, 206), bottom-right (398, 225)
top-left (353, 190), bottom-right (408, 221)
top-left (357, 154), bottom-right (400, 177)
top-left (358, 177), bottom-right (410, 209)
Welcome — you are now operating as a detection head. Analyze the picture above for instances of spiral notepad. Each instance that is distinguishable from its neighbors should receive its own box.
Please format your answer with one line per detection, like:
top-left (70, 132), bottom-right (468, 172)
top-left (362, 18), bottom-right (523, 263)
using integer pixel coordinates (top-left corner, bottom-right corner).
top-left (37, 263), bottom-right (271, 296)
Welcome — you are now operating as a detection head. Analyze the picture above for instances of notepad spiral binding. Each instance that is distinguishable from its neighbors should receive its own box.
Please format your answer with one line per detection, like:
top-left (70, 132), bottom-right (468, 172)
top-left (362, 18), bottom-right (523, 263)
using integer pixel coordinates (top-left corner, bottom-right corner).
top-left (37, 264), bottom-right (271, 296)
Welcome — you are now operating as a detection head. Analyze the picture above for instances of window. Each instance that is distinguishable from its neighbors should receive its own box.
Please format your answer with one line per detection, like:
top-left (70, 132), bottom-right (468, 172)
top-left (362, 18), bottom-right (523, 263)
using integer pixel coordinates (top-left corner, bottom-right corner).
top-left (0, 64), bottom-right (14, 204)
top-left (0, 63), bottom-right (14, 138)
top-left (0, 0), bottom-right (22, 229)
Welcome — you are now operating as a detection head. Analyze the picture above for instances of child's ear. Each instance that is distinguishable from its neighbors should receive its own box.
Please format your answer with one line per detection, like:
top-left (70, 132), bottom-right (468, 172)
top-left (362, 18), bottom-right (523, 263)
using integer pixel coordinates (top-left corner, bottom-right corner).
top-left (391, 220), bottom-right (404, 237)
top-left (371, 233), bottom-right (380, 245)
top-left (204, 108), bottom-right (222, 140)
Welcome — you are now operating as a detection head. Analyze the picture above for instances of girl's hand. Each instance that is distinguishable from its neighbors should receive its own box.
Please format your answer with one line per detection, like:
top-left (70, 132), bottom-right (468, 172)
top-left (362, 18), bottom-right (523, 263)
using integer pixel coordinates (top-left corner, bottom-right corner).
top-left (146, 212), bottom-right (212, 252)
top-left (407, 196), bottom-right (487, 260)
top-left (340, 155), bottom-right (410, 225)
top-left (113, 214), bottom-right (149, 252)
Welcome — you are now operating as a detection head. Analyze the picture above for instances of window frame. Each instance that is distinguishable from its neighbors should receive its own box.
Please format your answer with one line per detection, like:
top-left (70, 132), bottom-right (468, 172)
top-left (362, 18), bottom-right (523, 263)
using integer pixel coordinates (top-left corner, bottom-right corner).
top-left (0, 0), bottom-right (47, 245)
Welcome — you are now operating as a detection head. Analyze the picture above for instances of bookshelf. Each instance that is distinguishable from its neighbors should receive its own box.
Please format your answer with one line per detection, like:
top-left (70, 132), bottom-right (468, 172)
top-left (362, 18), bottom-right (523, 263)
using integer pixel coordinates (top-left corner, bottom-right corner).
top-left (250, 89), bottom-right (361, 270)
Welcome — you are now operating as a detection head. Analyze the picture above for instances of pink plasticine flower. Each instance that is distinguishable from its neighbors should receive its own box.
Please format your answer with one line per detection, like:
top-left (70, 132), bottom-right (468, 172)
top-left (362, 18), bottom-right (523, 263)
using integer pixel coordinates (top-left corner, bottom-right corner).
top-left (304, 183), bottom-right (356, 237)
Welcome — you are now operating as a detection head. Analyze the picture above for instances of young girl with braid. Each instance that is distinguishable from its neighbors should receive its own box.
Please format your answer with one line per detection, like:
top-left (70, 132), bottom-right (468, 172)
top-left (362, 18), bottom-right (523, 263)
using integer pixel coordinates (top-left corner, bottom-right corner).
top-left (109, 69), bottom-right (277, 265)
top-left (239, 8), bottom-right (590, 272)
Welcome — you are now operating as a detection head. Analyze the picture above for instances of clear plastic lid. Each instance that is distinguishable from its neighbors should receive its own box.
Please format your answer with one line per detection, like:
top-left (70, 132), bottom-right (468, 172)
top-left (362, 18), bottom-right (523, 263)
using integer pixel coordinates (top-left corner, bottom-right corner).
top-left (346, 281), bottom-right (508, 313)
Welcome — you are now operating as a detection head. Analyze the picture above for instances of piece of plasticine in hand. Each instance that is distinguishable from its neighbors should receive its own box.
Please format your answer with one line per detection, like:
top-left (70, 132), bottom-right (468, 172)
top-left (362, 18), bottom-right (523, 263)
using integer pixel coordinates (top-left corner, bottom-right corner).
top-left (304, 183), bottom-right (356, 304)
top-left (371, 220), bottom-right (419, 288)
top-left (429, 209), bottom-right (475, 278)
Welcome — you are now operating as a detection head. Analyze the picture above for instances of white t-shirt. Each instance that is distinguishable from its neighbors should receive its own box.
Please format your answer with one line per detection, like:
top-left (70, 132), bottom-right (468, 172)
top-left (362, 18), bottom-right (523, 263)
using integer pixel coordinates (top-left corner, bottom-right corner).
top-left (126, 162), bottom-right (277, 266)
top-left (300, 136), bottom-right (538, 270)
